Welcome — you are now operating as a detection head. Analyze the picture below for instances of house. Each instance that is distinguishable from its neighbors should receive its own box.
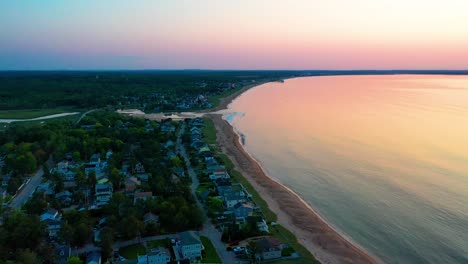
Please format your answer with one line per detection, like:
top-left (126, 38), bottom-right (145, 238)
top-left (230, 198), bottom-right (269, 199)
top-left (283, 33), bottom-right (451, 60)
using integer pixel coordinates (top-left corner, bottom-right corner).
top-left (106, 150), bottom-right (113, 160)
top-left (134, 191), bottom-right (153, 204)
top-left (232, 202), bottom-right (255, 220)
top-left (1, 173), bottom-right (11, 187)
top-left (55, 191), bottom-right (73, 206)
top-left (0, 187), bottom-right (6, 201)
top-left (143, 213), bottom-right (159, 225)
top-left (125, 177), bottom-right (141, 193)
top-left (246, 216), bottom-right (269, 233)
top-left (44, 219), bottom-right (61, 238)
top-left (95, 183), bottom-right (113, 206)
top-left (219, 184), bottom-right (247, 208)
top-left (174, 231), bottom-right (203, 261)
top-left (63, 180), bottom-right (77, 190)
top-left (87, 251), bottom-right (102, 264)
top-left (134, 162), bottom-right (146, 174)
top-left (36, 181), bottom-right (55, 195)
top-left (137, 247), bottom-right (171, 264)
top-left (171, 167), bottom-right (185, 177)
top-left (163, 140), bottom-right (175, 149)
top-left (209, 167), bottom-right (230, 180)
top-left (253, 237), bottom-right (283, 261)
top-left (40, 208), bottom-right (61, 221)
top-left (161, 123), bottom-right (175, 133)
top-left (55, 245), bottom-right (71, 264)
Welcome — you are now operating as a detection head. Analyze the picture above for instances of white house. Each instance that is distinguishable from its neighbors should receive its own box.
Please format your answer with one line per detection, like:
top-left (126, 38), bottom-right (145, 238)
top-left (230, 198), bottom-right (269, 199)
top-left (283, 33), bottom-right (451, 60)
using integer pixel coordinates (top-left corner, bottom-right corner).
top-left (137, 247), bottom-right (171, 264)
top-left (40, 208), bottom-right (61, 221)
top-left (95, 183), bottom-right (113, 206)
top-left (174, 231), bottom-right (203, 261)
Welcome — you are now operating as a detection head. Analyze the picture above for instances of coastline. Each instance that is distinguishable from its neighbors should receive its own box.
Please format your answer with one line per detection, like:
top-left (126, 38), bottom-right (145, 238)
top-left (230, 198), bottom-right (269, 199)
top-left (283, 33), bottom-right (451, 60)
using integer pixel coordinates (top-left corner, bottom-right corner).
top-left (206, 81), bottom-right (380, 264)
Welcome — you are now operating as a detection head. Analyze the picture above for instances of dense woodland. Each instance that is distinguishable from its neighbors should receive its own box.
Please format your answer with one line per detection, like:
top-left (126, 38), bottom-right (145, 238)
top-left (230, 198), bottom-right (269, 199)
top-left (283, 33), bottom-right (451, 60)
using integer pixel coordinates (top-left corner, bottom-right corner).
top-left (0, 71), bottom-right (297, 111)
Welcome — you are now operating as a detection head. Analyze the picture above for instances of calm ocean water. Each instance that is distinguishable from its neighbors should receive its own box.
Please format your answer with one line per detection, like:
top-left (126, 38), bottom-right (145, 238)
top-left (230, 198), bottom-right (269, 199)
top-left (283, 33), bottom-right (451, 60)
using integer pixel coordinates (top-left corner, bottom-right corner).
top-left (227, 75), bottom-right (468, 264)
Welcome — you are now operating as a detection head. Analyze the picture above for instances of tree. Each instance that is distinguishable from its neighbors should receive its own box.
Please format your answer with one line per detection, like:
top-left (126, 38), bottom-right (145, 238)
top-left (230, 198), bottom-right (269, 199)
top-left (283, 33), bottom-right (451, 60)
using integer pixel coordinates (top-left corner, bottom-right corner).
top-left (87, 171), bottom-right (97, 189)
top-left (109, 167), bottom-right (123, 189)
top-left (67, 256), bottom-right (83, 264)
top-left (100, 227), bottom-right (114, 260)
top-left (72, 151), bottom-right (81, 162)
top-left (16, 152), bottom-right (37, 175)
top-left (59, 223), bottom-right (74, 244)
top-left (75, 170), bottom-right (86, 188)
top-left (72, 223), bottom-right (90, 246)
top-left (206, 197), bottom-right (223, 217)
top-left (247, 241), bottom-right (260, 263)
top-left (23, 193), bottom-right (47, 215)
top-left (17, 249), bottom-right (38, 264)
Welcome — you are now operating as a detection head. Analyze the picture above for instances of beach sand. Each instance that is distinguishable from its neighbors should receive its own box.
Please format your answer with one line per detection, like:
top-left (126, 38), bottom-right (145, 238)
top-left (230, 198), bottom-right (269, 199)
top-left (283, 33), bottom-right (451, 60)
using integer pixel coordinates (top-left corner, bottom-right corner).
top-left (206, 82), bottom-right (380, 264)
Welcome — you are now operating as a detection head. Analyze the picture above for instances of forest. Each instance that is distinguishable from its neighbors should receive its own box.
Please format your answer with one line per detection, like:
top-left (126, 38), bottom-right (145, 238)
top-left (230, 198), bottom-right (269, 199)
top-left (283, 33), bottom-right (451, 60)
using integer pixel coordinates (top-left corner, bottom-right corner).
top-left (0, 70), bottom-right (298, 111)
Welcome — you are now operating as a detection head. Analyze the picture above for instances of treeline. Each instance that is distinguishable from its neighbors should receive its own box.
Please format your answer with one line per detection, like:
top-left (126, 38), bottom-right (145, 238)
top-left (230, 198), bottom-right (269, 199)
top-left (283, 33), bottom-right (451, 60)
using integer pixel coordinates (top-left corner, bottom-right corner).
top-left (0, 70), bottom-right (295, 110)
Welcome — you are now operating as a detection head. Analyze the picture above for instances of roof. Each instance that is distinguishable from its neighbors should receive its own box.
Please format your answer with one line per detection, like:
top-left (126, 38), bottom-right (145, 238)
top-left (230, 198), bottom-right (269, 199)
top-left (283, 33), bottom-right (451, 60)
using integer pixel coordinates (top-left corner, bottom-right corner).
top-left (179, 231), bottom-right (201, 246)
top-left (143, 213), bottom-right (159, 223)
top-left (148, 247), bottom-right (170, 256)
top-left (233, 202), bottom-right (254, 210)
top-left (43, 208), bottom-right (59, 216)
top-left (255, 237), bottom-right (282, 252)
top-left (135, 191), bottom-right (153, 199)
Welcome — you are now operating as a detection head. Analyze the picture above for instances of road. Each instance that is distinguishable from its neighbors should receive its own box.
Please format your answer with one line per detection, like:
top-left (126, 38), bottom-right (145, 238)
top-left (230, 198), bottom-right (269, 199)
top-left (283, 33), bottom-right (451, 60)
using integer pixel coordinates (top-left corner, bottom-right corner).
top-left (76, 109), bottom-right (98, 125)
top-left (177, 123), bottom-right (240, 264)
top-left (8, 166), bottom-right (44, 208)
top-left (73, 233), bottom-right (177, 255)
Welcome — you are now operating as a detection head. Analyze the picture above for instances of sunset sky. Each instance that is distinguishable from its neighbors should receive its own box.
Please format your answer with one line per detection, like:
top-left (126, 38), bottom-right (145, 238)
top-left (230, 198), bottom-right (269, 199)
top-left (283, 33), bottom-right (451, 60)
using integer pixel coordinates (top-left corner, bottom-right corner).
top-left (1, 0), bottom-right (468, 70)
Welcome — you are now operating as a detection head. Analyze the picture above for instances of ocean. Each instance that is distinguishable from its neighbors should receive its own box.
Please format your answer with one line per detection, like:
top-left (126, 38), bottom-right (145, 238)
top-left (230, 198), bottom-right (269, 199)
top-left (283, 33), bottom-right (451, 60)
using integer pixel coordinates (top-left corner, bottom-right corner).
top-left (227, 75), bottom-right (468, 264)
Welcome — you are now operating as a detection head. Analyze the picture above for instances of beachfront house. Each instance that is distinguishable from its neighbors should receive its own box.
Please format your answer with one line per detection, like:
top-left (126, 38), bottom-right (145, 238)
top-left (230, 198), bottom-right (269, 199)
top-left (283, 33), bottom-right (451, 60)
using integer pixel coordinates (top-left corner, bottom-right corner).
top-left (232, 202), bottom-right (255, 220)
top-left (252, 237), bottom-right (283, 261)
top-left (247, 216), bottom-right (269, 233)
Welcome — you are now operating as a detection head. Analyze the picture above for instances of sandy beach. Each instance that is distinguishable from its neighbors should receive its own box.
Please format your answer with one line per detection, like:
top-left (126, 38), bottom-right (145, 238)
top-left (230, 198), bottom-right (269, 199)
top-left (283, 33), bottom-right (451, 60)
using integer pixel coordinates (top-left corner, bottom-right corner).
top-left (206, 82), bottom-right (380, 264)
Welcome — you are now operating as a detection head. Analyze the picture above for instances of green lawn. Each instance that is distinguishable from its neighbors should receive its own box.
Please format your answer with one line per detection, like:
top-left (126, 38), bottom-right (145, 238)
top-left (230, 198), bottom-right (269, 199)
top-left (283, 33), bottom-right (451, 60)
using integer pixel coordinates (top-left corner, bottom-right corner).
top-left (200, 236), bottom-right (222, 263)
top-left (119, 244), bottom-right (147, 259)
top-left (0, 108), bottom-right (79, 119)
top-left (207, 86), bottom-right (243, 108)
top-left (146, 239), bottom-right (170, 250)
top-left (202, 118), bottom-right (217, 145)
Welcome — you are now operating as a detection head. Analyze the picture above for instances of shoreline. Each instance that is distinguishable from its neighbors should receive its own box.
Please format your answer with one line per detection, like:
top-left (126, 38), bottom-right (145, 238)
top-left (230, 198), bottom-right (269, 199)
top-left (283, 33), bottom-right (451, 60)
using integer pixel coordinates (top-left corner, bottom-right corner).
top-left (206, 81), bottom-right (380, 264)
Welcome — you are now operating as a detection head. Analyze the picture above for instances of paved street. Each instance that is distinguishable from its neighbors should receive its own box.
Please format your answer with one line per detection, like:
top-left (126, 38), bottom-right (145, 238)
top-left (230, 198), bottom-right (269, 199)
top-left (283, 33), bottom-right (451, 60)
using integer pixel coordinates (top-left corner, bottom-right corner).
top-left (177, 123), bottom-right (240, 264)
top-left (8, 167), bottom-right (44, 208)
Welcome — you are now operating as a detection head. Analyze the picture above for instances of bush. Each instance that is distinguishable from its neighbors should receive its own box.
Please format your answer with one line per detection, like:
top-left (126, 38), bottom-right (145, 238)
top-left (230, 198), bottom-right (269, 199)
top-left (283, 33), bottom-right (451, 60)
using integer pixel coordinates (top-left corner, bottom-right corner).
top-left (281, 247), bottom-right (295, 257)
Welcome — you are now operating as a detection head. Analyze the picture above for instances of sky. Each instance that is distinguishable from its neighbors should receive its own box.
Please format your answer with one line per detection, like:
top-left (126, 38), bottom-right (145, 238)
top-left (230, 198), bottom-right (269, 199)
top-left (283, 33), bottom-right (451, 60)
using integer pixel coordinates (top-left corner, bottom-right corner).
top-left (1, 0), bottom-right (468, 70)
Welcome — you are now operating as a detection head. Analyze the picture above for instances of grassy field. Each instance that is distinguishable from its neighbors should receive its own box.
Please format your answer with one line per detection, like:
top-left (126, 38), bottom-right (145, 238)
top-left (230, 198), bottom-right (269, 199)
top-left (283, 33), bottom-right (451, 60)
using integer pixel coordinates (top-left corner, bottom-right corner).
top-left (146, 239), bottom-right (170, 250)
top-left (0, 108), bottom-right (80, 119)
top-left (207, 86), bottom-right (244, 108)
top-left (202, 118), bottom-right (217, 145)
top-left (202, 116), bottom-right (320, 264)
top-left (200, 236), bottom-right (222, 263)
top-left (118, 244), bottom-right (146, 259)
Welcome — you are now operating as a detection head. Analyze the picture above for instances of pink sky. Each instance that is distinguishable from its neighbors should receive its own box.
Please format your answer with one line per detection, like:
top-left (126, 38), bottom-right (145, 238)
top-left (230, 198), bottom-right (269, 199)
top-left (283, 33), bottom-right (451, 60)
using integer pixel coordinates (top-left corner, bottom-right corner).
top-left (1, 0), bottom-right (468, 69)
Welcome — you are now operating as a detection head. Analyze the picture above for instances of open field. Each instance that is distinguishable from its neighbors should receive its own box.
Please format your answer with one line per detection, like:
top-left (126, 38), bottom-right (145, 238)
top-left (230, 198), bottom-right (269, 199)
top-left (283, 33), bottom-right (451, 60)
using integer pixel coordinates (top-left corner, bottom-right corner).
top-left (0, 108), bottom-right (80, 119)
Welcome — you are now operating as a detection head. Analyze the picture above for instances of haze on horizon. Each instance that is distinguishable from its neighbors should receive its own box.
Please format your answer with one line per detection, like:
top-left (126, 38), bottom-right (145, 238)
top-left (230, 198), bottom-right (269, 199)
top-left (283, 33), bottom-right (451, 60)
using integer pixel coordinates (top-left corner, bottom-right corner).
top-left (1, 0), bottom-right (468, 70)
